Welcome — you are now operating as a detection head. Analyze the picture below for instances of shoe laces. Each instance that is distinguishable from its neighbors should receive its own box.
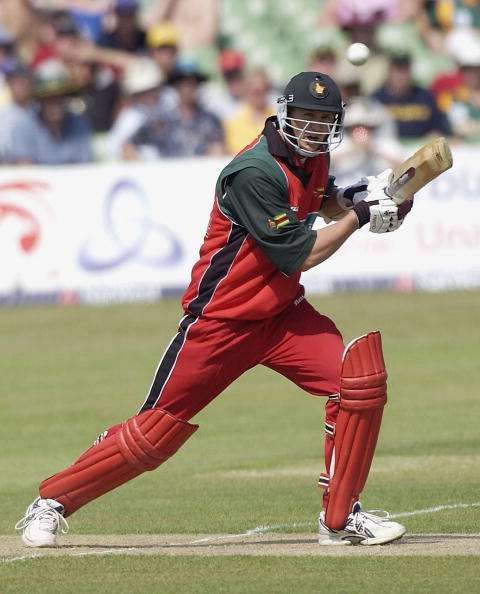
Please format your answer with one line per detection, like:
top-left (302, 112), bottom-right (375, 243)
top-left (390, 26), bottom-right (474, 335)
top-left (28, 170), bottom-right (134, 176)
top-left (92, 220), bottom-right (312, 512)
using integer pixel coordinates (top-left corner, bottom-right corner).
top-left (361, 509), bottom-right (391, 522)
top-left (350, 508), bottom-right (390, 532)
top-left (15, 505), bottom-right (69, 534)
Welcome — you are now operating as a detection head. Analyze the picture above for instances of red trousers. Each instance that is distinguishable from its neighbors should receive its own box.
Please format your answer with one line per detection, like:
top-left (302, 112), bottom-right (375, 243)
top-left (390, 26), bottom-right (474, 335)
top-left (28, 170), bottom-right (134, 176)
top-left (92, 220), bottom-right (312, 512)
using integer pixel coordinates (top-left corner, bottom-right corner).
top-left (39, 295), bottom-right (344, 515)
top-left (138, 296), bottom-right (344, 477)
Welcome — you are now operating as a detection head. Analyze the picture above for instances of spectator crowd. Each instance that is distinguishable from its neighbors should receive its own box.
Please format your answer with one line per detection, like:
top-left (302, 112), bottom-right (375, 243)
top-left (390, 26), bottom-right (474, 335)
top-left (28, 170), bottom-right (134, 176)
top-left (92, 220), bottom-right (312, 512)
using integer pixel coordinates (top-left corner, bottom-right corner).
top-left (0, 0), bottom-right (479, 167)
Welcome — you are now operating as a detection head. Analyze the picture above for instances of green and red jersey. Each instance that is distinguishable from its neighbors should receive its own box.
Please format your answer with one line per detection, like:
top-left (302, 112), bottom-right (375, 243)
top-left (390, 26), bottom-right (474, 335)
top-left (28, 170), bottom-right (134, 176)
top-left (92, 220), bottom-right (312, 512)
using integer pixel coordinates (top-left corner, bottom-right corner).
top-left (182, 117), bottom-right (331, 320)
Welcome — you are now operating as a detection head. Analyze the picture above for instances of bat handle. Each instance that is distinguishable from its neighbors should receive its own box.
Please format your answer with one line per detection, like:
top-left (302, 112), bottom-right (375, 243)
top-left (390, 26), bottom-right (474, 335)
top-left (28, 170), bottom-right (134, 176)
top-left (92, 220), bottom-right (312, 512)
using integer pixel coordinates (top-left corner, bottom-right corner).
top-left (384, 184), bottom-right (402, 205)
top-left (385, 167), bottom-right (416, 205)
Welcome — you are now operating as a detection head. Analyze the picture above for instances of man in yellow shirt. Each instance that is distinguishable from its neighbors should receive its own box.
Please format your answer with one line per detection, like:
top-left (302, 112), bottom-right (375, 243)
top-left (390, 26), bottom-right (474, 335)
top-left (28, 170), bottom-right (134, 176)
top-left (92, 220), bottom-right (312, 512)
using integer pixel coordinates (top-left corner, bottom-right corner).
top-left (224, 67), bottom-right (275, 154)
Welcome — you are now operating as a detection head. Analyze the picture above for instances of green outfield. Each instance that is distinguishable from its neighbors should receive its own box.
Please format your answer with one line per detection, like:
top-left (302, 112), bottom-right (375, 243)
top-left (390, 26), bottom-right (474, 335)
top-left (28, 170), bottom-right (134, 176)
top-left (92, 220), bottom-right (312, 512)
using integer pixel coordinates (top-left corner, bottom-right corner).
top-left (1, 291), bottom-right (479, 593)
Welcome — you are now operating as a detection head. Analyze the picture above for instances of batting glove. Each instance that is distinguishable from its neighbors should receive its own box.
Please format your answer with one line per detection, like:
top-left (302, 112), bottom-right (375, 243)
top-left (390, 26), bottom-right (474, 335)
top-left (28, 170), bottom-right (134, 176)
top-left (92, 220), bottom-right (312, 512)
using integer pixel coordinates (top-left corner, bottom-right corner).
top-left (353, 193), bottom-right (414, 234)
top-left (352, 169), bottom-right (412, 233)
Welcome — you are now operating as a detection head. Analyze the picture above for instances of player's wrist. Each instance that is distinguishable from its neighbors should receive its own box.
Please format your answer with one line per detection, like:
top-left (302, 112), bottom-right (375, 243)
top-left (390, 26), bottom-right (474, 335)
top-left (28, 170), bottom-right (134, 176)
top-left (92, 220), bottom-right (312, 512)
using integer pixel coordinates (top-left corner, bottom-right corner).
top-left (352, 201), bottom-right (370, 228)
top-left (335, 179), bottom-right (369, 210)
top-left (335, 188), bottom-right (354, 211)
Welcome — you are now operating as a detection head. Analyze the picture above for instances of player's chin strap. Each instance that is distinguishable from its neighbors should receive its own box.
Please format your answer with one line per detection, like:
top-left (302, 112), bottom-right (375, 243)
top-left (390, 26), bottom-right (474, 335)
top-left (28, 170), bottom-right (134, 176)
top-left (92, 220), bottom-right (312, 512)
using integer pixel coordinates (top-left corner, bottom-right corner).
top-left (320, 332), bottom-right (387, 531)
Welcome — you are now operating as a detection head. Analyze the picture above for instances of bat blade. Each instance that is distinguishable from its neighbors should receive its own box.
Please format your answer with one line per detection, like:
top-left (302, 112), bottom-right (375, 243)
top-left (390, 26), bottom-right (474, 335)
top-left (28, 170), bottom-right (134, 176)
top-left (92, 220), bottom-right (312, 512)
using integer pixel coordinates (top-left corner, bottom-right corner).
top-left (386, 137), bottom-right (453, 205)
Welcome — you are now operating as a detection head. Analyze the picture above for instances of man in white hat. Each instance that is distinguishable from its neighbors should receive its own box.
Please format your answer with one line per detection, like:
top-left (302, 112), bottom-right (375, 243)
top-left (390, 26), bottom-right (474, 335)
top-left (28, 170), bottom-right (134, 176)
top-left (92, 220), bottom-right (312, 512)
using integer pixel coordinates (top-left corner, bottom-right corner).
top-left (106, 57), bottom-right (163, 160)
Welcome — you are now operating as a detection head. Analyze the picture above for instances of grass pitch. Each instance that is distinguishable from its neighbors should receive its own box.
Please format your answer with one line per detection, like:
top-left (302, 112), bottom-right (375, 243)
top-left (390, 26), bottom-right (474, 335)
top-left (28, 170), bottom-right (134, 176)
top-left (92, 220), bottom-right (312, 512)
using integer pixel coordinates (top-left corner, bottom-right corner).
top-left (1, 290), bottom-right (479, 592)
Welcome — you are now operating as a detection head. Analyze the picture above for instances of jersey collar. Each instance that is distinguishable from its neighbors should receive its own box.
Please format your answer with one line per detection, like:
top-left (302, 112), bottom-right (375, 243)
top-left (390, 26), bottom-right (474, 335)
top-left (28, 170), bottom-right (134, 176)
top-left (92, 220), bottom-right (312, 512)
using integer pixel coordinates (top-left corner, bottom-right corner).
top-left (262, 116), bottom-right (293, 162)
top-left (262, 116), bottom-right (314, 185)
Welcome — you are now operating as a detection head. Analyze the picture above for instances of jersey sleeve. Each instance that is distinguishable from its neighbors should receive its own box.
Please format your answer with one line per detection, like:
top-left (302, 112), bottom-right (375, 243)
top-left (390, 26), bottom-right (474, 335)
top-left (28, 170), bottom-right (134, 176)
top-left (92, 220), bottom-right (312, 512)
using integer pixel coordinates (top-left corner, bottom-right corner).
top-left (220, 167), bottom-right (316, 275)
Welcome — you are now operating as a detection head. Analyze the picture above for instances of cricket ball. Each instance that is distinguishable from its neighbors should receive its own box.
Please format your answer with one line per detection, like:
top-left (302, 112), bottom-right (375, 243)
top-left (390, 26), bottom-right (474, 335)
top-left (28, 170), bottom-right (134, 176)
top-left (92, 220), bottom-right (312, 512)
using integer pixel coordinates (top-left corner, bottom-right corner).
top-left (346, 43), bottom-right (370, 66)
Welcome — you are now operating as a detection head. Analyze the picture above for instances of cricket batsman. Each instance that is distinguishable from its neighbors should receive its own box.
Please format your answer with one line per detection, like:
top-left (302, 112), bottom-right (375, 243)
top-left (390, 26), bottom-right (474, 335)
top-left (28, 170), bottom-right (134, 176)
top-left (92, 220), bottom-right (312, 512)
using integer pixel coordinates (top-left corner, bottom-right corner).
top-left (16, 72), bottom-right (411, 546)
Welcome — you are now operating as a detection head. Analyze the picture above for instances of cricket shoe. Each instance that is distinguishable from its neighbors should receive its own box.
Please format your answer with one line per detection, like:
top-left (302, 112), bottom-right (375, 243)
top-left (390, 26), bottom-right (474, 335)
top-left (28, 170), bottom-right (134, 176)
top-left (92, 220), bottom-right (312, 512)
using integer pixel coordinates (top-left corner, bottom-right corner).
top-left (318, 502), bottom-right (406, 546)
top-left (15, 497), bottom-right (69, 547)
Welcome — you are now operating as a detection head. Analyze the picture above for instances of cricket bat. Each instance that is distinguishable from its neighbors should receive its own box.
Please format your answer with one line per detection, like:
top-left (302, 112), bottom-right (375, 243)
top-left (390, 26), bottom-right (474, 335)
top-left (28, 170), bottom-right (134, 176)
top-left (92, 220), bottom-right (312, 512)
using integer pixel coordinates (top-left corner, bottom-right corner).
top-left (385, 136), bottom-right (453, 205)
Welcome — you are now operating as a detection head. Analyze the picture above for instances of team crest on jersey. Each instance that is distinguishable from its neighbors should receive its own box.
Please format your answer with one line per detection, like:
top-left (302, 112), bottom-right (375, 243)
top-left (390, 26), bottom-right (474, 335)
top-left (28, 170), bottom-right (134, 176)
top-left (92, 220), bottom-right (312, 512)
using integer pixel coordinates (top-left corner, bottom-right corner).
top-left (309, 80), bottom-right (328, 99)
top-left (267, 212), bottom-right (289, 230)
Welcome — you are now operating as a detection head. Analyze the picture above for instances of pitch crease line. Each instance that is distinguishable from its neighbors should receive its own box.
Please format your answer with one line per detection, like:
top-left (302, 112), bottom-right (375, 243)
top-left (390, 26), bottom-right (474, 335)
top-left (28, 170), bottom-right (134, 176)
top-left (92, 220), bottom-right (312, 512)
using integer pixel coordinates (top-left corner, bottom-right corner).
top-left (390, 501), bottom-right (480, 519)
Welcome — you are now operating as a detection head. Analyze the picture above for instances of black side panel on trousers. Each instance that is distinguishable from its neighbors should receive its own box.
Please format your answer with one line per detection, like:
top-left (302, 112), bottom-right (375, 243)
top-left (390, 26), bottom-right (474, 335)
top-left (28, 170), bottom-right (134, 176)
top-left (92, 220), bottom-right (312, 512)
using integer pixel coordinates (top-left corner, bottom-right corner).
top-left (140, 315), bottom-right (197, 411)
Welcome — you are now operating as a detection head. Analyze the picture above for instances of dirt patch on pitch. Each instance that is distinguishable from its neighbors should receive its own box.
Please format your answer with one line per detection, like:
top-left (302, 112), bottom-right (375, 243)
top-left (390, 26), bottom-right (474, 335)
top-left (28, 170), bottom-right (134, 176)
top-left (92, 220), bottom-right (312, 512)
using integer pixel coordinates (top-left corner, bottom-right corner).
top-left (2, 533), bottom-right (480, 562)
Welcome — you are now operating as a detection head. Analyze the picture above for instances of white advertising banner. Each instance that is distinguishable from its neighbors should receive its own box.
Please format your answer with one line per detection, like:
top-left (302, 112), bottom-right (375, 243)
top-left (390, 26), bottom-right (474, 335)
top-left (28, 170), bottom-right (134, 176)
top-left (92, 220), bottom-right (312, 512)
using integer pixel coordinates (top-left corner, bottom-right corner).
top-left (0, 158), bottom-right (228, 304)
top-left (0, 148), bottom-right (478, 305)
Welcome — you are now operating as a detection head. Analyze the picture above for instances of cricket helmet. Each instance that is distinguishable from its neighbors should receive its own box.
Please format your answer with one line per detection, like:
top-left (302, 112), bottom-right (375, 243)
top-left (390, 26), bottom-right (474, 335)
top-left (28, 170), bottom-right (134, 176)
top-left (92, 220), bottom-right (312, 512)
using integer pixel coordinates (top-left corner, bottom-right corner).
top-left (277, 71), bottom-right (345, 157)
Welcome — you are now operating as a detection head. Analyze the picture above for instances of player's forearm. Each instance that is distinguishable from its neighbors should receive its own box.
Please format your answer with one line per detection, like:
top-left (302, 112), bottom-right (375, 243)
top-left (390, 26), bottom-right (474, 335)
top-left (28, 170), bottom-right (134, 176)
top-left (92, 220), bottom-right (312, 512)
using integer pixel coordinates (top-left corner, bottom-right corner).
top-left (300, 211), bottom-right (358, 271)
